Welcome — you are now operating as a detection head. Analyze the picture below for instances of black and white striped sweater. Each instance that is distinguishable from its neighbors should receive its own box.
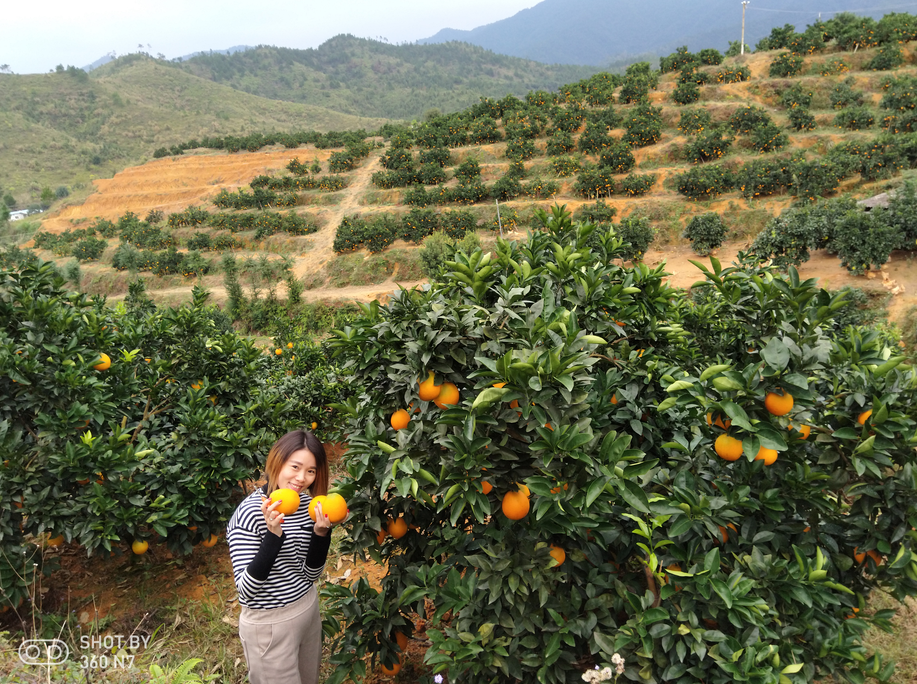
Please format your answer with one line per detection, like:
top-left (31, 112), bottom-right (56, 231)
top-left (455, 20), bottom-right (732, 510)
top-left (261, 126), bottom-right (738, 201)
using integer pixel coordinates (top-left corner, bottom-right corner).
top-left (227, 486), bottom-right (331, 610)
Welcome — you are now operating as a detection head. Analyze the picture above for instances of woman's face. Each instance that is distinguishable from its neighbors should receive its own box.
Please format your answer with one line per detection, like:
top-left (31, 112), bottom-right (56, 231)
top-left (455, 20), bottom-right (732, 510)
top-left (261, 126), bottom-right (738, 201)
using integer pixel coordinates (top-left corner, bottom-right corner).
top-left (276, 448), bottom-right (317, 494)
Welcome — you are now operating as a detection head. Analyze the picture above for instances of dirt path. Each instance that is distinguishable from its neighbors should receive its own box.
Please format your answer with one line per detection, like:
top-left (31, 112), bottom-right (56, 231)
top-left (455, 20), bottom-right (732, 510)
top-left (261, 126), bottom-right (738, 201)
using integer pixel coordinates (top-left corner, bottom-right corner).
top-left (292, 151), bottom-right (385, 280)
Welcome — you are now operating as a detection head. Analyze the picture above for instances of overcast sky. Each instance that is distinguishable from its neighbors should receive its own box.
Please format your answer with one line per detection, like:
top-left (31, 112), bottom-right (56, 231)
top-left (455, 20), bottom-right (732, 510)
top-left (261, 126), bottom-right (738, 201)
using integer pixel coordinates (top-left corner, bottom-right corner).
top-left (4, 0), bottom-right (540, 74)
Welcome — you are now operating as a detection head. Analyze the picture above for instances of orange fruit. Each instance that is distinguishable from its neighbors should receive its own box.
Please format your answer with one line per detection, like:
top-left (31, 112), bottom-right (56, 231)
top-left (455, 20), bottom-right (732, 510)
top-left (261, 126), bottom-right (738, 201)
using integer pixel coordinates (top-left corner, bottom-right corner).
top-left (202, 534), bottom-right (219, 547)
top-left (387, 518), bottom-right (408, 539)
top-left (706, 413), bottom-right (732, 430)
top-left (493, 382), bottom-right (507, 388)
top-left (502, 491), bottom-right (530, 520)
top-left (93, 353), bottom-right (111, 371)
top-left (857, 410), bottom-right (872, 426)
top-left (545, 422), bottom-right (553, 431)
top-left (718, 523), bottom-right (737, 543)
top-left (480, 480), bottom-right (493, 495)
top-left (271, 488), bottom-right (301, 515)
top-left (611, 394), bottom-right (618, 405)
top-left (549, 545), bottom-right (566, 567)
top-left (376, 528), bottom-right (387, 544)
top-left (509, 399), bottom-right (520, 409)
top-left (764, 390), bottom-right (794, 416)
top-left (322, 493), bottom-right (348, 523)
top-left (788, 423), bottom-right (811, 439)
top-left (714, 434), bottom-right (744, 461)
top-left (391, 409), bottom-right (410, 431)
top-left (275, 348), bottom-right (283, 355)
top-left (434, 382), bottom-right (460, 409)
top-left (311, 421), bottom-right (318, 430)
top-left (854, 547), bottom-right (882, 566)
top-left (550, 483), bottom-right (569, 494)
top-left (395, 631), bottom-right (409, 651)
top-left (755, 446), bottom-right (778, 466)
top-left (287, 342), bottom-right (294, 349)
top-left (517, 483), bottom-right (530, 497)
top-left (47, 535), bottom-right (64, 547)
top-left (380, 660), bottom-right (402, 676)
top-left (308, 494), bottom-right (328, 520)
top-left (418, 371), bottom-right (441, 401)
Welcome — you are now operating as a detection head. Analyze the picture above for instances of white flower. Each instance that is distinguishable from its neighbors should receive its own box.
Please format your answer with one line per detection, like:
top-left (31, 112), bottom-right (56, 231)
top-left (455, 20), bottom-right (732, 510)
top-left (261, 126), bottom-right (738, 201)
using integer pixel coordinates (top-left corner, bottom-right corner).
top-left (434, 676), bottom-right (444, 684)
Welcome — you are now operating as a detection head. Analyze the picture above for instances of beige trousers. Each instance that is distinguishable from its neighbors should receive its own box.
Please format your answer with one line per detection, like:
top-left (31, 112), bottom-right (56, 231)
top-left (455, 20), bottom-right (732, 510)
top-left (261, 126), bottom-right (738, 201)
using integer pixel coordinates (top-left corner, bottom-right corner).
top-left (238, 587), bottom-right (321, 684)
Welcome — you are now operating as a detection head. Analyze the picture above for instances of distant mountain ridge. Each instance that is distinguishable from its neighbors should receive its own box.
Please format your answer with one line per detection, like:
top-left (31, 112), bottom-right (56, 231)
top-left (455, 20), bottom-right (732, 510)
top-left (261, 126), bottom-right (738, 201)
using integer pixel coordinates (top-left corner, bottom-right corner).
top-left (83, 45), bottom-right (252, 72)
top-left (419, 0), bottom-right (908, 65)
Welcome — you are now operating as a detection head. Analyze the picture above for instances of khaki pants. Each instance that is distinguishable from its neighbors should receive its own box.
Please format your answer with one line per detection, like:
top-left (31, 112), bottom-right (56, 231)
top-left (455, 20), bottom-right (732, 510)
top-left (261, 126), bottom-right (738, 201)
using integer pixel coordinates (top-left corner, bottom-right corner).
top-left (239, 587), bottom-right (321, 684)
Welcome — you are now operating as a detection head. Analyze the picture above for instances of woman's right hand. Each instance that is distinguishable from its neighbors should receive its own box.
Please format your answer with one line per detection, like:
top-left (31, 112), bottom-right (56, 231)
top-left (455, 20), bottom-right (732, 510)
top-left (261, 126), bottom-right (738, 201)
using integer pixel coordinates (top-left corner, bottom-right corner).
top-left (260, 496), bottom-right (284, 537)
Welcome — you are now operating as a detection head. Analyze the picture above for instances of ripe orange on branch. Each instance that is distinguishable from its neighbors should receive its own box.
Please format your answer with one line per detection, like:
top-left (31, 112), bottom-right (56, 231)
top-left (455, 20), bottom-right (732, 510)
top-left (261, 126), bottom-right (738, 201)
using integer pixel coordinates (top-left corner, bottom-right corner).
top-left (418, 371), bottom-right (441, 401)
top-left (390, 409), bottom-right (410, 431)
top-left (765, 390), bottom-right (794, 416)
top-left (755, 446), bottom-right (778, 466)
top-left (434, 382), bottom-right (460, 409)
top-left (857, 410), bottom-right (873, 426)
top-left (501, 490), bottom-right (530, 520)
top-left (93, 353), bottom-right (111, 371)
top-left (714, 434), bottom-right (744, 461)
top-left (387, 517), bottom-right (408, 539)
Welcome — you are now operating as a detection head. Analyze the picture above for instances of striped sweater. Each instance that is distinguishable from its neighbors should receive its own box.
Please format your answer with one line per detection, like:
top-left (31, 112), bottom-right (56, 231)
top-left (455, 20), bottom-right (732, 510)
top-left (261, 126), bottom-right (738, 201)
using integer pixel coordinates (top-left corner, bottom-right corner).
top-left (227, 486), bottom-right (330, 609)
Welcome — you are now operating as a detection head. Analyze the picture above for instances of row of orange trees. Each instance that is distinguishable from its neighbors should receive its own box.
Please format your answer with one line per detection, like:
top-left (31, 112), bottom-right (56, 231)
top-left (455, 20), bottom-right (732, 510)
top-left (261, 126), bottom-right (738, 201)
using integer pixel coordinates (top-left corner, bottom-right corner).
top-left (321, 205), bottom-right (917, 684)
top-left (0, 267), bottom-right (345, 611)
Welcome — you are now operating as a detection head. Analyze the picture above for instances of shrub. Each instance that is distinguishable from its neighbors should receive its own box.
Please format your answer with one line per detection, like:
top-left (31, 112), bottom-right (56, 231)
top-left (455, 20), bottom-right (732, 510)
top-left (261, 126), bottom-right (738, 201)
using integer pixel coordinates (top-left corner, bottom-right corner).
top-left (683, 212), bottom-right (728, 254)
top-left (821, 58), bottom-right (849, 76)
top-left (450, 180), bottom-right (488, 205)
top-left (756, 23), bottom-right (796, 50)
top-left (505, 138), bottom-right (536, 161)
top-left (866, 44), bottom-right (904, 71)
top-left (419, 147), bottom-right (451, 168)
top-left (834, 107), bottom-right (875, 131)
top-left (523, 179), bottom-right (560, 199)
top-left (831, 79), bottom-right (865, 109)
top-left (491, 175), bottom-right (524, 202)
top-left (401, 208), bottom-right (440, 243)
top-left (454, 158), bottom-right (481, 183)
top-left (659, 46), bottom-right (698, 73)
top-left (780, 83), bottom-right (814, 110)
top-left (672, 81), bottom-right (701, 105)
top-left (574, 165), bottom-right (616, 199)
top-left (792, 159), bottom-right (846, 202)
top-left (676, 165), bottom-right (734, 200)
top-left (469, 117), bottom-right (502, 145)
top-left (546, 130), bottom-right (576, 156)
top-left (769, 52), bottom-right (805, 77)
top-left (751, 210), bottom-right (821, 268)
top-left (574, 200), bottom-right (617, 225)
top-left (678, 109), bottom-right (713, 135)
top-left (616, 214), bottom-right (655, 260)
top-left (578, 121), bottom-right (612, 155)
top-left (623, 103), bottom-right (663, 147)
top-left (729, 106), bottom-right (772, 134)
top-left (830, 139), bottom-right (902, 181)
top-left (787, 107), bottom-right (817, 131)
top-left (598, 142), bottom-right (636, 174)
top-left (111, 243), bottom-right (142, 271)
top-left (830, 209), bottom-right (900, 275)
top-left (749, 122), bottom-right (790, 153)
top-left (736, 158), bottom-right (794, 199)
top-left (418, 163), bottom-right (448, 185)
top-left (715, 65), bottom-right (751, 83)
top-left (417, 231), bottom-right (481, 279)
top-left (71, 236), bottom-right (107, 261)
top-left (403, 186), bottom-right (434, 207)
top-left (440, 210), bottom-right (478, 240)
top-left (551, 156), bottom-right (581, 177)
top-left (619, 173), bottom-right (656, 197)
top-left (186, 233), bottom-right (213, 251)
top-left (684, 129), bottom-right (732, 163)
top-left (698, 48), bottom-right (724, 65)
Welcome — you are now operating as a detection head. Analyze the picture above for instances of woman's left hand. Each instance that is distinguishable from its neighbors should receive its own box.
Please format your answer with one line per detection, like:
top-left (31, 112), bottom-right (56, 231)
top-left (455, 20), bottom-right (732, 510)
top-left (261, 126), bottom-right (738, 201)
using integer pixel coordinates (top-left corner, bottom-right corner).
top-left (313, 502), bottom-right (333, 537)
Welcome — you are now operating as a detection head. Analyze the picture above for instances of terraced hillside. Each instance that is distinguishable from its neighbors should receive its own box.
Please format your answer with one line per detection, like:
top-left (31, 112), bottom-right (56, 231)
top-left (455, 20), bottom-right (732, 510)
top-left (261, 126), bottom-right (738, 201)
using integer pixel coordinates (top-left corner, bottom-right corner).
top-left (12, 42), bottom-right (917, 327)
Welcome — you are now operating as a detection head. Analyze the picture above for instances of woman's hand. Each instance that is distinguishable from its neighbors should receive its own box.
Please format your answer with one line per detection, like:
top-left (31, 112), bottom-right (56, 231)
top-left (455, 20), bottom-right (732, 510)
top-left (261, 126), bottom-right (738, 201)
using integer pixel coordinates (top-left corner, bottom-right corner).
top-left (313, 502), bottom-right (333, 537)
top-left (260, 496), bottom-right (284, 537)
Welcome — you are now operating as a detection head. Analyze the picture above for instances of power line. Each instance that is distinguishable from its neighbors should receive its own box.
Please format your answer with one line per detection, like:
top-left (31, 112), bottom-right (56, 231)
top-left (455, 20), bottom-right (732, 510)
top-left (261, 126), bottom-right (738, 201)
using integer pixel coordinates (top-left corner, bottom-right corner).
top-left (748, 2), bottom-right (917, 14)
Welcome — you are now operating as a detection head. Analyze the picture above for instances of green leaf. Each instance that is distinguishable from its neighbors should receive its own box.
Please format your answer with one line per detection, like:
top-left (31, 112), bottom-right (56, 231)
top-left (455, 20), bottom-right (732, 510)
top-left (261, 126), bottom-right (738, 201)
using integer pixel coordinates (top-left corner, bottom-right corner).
top-left (471, 387), bottom-right (509, 411)
top-left (616, 480), bottom-right (651, 514)
top-left (761, 338), bottom-right (790, 371)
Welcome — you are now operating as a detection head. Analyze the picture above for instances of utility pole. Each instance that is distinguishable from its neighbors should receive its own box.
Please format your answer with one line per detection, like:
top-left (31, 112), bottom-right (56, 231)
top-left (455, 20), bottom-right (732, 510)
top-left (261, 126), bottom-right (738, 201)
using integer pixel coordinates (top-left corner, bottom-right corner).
top-left (741, 1), bottom-right (750, 55)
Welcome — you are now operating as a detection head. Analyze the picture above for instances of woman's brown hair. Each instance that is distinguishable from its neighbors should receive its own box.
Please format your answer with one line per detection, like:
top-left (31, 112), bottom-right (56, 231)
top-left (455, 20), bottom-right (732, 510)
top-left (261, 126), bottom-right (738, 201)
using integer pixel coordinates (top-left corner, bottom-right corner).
top-left (263, 430), bottom-right (328, 497)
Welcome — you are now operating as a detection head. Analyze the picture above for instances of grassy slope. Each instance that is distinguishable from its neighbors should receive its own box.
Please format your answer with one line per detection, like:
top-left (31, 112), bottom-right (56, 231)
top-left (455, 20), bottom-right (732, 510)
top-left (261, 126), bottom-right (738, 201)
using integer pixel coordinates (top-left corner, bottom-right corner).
top-left (0, 59), bottom-right (387, 200)
top-left (171, 36), bottom-right (599, 120)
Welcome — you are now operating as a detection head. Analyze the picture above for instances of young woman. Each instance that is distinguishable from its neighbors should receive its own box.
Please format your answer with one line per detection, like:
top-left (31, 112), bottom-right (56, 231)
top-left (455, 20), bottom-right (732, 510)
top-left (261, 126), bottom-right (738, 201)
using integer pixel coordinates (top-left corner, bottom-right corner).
top-left (227, 429), bottom-right (334, 684)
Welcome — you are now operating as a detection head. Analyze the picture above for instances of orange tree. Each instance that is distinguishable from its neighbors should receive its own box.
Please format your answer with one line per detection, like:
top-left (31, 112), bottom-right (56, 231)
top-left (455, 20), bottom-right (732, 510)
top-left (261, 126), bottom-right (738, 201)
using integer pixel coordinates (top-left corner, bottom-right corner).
top-left (320, 205), bottom-right (917, 684)
top-left (0, 265), bottom-right (296, 611)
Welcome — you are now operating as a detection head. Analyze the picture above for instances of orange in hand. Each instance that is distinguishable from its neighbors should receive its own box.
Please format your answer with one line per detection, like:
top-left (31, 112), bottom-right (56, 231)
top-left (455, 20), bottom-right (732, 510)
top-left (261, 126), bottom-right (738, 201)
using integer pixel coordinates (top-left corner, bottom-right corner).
top-left (322, 492), bottom-right (348, 523)
top-left (271, 488), bottom-right (301, 515)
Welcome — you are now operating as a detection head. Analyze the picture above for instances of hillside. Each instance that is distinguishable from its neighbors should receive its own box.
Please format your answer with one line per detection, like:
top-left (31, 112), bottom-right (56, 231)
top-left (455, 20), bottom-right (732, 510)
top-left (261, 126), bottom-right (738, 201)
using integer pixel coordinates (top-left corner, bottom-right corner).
top-left (0, 57), bottom-right (387, 201)
top-left (419, 0), bottom-right (909, 65)
top-left (171, 36), bottom-right (598, 119)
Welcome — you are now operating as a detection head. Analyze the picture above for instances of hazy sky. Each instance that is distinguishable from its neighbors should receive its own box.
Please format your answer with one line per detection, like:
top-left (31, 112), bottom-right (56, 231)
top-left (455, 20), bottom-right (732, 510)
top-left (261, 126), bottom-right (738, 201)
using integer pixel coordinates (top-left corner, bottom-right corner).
top-left (4, 0), bottom-right (540, 74)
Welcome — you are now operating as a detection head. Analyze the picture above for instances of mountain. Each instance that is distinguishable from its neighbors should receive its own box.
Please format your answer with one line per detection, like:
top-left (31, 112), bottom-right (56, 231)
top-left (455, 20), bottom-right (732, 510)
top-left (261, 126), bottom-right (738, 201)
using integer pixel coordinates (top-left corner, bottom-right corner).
top-left (0, 57), bottom-right (387, 195)
top-left (172, 35), bottom-right (598, 120)
top-left (418, 0), bottom-right (907, 65)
